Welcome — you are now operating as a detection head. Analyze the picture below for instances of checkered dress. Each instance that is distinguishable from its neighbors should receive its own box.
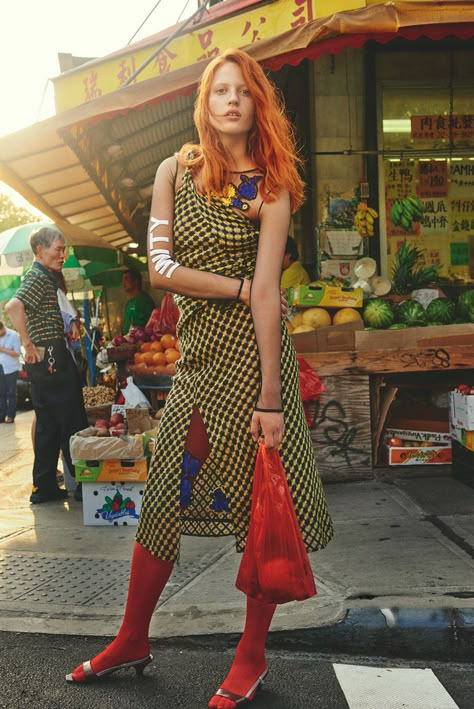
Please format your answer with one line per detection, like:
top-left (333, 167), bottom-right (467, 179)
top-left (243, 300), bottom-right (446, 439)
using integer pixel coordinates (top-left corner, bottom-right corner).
top-left (136, 170), bottom-right (333, 561)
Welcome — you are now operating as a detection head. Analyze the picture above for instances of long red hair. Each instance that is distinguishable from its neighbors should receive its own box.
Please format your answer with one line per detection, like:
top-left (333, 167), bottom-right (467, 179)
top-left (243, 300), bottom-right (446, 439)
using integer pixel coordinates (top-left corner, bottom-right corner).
top-left (177, 48), bottom-right (305, 213)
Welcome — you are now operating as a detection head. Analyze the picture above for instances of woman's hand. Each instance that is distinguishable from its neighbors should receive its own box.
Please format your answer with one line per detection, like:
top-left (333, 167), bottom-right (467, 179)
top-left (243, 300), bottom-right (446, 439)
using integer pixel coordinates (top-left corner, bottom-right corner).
top-left (251, 410), bottom-right (285, 450)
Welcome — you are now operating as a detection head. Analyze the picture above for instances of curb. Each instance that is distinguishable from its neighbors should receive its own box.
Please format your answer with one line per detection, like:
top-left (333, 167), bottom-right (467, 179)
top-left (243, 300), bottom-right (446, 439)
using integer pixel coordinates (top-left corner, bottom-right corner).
top-left (150, 607), bottom-right (474, 662)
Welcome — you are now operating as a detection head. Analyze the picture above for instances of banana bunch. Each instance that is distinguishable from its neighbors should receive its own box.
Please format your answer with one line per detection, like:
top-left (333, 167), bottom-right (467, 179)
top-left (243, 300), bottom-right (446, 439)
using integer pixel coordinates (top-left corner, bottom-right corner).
top-left (354, 202), bottom-right (378, 236)
top-left (390, 195), bottom-right (424, 232)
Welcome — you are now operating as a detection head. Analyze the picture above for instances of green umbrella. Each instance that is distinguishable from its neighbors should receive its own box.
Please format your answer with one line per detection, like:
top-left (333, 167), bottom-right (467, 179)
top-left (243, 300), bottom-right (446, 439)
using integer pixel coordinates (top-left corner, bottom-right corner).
top-left (0, 220), bottom-right (119, 268)
top-left (87, 254), bottom-right (147, 288)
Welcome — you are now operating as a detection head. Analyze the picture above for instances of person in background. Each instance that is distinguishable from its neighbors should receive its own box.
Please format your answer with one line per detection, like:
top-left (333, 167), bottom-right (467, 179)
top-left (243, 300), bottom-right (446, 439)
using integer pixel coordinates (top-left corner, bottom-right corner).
top-left (0, 320), bottom-right (21, 423)
top-left (122, 269), bottom-right (155, 334)
top-left (66, 48), bottom-right (333, 707)
top-left (5, 227), bottom-right (88, 504)
top-left (280, 235), bottom-right (310, 289)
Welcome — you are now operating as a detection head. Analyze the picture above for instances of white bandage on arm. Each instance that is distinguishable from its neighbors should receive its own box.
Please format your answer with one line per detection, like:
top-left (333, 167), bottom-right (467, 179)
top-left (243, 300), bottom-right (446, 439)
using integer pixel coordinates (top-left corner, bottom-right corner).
top-left (149, 217), bottom-right (180, 279)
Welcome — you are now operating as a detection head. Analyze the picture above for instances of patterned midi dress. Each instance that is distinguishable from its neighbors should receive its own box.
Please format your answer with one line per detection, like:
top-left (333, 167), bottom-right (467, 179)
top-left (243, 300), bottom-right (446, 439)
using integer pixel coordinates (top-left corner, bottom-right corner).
top-left (136, 170), bottom-right (333, 561)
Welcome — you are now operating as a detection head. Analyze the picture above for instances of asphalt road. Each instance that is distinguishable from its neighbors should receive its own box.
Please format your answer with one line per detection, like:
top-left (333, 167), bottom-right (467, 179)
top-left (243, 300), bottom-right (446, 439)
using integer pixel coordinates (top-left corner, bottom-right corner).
top-left (0, 632), bottom-right (472, 709)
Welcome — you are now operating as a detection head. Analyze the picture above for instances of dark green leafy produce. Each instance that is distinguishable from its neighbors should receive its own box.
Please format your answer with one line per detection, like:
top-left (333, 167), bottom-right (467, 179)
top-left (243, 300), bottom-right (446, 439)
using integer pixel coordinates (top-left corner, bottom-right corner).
top-left (391, 241), bottom-right (441, 295)
top-left (388, 323), bottom-right (408, 329)
top-left (363, 298), bottom-right (395, 329)
top-left (425, 298), bottom-right (455, 325)
top-left (456, 290), bottom-right (474, 323)
top-left (394, 299), bottom-right (427, 327)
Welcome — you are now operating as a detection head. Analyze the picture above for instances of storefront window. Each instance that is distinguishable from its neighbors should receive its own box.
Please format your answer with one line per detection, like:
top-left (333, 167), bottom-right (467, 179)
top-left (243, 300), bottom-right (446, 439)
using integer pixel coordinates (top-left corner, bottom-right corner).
top-left (377, 68), bottom-right (474, 283)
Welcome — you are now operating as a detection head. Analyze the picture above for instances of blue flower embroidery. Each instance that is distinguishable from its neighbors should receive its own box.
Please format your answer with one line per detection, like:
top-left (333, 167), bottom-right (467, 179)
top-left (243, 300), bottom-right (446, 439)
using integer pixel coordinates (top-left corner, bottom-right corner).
top-left (180, 451), bottom-right (201, 508)
top-left (210, 488), bottom-right (229, 512)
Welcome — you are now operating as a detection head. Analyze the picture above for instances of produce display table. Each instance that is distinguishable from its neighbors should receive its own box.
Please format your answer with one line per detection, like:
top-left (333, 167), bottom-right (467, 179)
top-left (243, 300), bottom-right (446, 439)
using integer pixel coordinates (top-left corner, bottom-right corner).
top-left (293, 324), bottom-right (474, 481)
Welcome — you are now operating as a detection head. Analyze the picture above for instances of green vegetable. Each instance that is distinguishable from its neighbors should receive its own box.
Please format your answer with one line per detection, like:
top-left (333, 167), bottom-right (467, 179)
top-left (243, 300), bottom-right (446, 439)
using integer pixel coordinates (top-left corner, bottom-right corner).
top-left (456, 290), bottom-right (474, 323)
top-left (391, 241), bottom-right (441, 295)
top-left (394, 299), bottom-right (427, 327)
top-left (388, 323), bottom-right (408, 329)
top-left (363, 298), bottom-right (395, 329)
top-left (425, 298), bottom-right (455, 325)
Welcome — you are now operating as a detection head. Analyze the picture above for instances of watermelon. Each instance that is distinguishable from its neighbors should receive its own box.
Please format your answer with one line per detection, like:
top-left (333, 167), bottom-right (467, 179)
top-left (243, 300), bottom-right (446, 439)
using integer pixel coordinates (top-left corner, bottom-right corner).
top-left (388, 323), bottom-right (407, 329)
top-left (456, 290), bottom-right (474, 323)
top-left (363, 298), bottom-right (394, 329)
top-left (425, 298), bottom-right (455, 325)
top-left (394, 299), bottom-right (427, 327)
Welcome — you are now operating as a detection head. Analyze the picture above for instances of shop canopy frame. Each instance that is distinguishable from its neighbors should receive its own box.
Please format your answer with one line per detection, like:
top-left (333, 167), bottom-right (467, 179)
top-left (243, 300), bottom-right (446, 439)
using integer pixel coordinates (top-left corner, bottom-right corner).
top-left (0, 1), bottom-right (473, 255)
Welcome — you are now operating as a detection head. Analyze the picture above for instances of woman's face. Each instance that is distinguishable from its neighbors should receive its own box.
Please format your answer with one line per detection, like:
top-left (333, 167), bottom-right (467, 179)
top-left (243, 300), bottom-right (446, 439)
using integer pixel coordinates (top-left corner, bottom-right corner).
top-left (207, 61), bottom-right (255, 139)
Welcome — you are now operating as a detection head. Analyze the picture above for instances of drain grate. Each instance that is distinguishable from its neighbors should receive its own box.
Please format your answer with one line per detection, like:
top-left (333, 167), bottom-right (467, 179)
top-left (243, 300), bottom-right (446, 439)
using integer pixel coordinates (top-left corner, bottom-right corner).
top-left (0, 542), bottom-right (232, 608)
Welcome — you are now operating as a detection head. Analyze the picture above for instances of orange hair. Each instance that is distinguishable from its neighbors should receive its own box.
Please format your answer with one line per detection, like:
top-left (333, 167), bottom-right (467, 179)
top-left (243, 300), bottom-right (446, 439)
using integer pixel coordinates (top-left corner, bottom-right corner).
top-left (177, 48), bottom-right (305, 213)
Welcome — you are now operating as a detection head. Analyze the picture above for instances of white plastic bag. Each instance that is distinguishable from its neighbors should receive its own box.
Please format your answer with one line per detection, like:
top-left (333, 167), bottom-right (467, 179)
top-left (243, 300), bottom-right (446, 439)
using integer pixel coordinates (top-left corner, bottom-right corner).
top-left (121, 376), bottom-right (150, 408)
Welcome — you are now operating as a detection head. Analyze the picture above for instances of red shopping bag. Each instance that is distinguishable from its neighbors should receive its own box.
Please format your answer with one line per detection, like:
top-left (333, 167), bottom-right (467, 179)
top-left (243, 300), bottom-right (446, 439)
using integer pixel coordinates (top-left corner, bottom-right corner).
top-left (296, 356), bottom-right (325, 426)
top-left (235, 443), bottom-right (317, 604)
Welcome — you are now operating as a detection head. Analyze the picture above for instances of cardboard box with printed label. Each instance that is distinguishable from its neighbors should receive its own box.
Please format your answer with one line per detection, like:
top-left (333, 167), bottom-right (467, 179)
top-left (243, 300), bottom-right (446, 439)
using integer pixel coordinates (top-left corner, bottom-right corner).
top-left (449, 390), bottom-right (474, 431)
top-left (383, 443), bottom-right (452, 466)
top-left (75, 457), bottom-right (148, 482)
top-left (287, 284), bottom-right (364, 309)
top-left (82, 482), bottom-right (145, 526)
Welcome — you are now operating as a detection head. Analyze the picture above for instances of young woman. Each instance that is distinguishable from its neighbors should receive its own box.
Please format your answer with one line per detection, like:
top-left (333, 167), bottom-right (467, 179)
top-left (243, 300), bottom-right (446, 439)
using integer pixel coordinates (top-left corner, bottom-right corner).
top-left (66, 48), bottom-right (333, 708)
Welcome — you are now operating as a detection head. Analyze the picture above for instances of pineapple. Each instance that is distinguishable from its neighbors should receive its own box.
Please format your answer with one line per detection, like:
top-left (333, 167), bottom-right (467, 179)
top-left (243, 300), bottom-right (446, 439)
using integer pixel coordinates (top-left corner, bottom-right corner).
top-left (391, 242), bottom-right (441, 295)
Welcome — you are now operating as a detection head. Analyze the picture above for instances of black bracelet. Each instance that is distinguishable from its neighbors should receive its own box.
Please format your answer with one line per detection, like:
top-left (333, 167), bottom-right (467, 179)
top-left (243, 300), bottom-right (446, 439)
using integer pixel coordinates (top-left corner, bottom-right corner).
top-left (235, 277), bottom-right (245, 301)
top-left (255, 406), bottom-right (283, 413)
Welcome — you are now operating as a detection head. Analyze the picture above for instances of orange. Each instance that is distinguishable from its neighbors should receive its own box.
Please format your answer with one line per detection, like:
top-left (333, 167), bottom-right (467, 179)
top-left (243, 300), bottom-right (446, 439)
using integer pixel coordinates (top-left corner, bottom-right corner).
top-left (160, 333), bottom-right (177, 350)
top-left (153, 364), bottom-right (167, 375)
top-left (133, 352), bottom-right (142, 365)
top-left (152, 351), bottom-right (166, 366)
top-left (165, 362), bottom-right (177, 374)
top-left (175, 339), bottom-right (180, 353)
top-left (140, 342), bottom-right (152, 353)
top-left (165, 348), bottom-right (180, 364)
top-left (143, 351), bottom-right (155, 366)
top-left (150, 340), bottom-right (163, 352)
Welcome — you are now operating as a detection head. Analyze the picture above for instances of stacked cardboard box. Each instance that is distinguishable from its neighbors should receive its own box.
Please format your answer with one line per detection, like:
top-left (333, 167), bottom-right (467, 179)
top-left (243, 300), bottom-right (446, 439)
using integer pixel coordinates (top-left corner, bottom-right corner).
top-left (449, 389), bottom-right (474, 485)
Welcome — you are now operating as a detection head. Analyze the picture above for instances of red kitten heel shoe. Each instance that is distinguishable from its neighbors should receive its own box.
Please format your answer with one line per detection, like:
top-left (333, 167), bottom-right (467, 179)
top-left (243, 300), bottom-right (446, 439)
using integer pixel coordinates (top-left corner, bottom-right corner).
top-left (208, 668), bottom-right (268, 708)
top-left (65, 654), bottom-right (153, 683)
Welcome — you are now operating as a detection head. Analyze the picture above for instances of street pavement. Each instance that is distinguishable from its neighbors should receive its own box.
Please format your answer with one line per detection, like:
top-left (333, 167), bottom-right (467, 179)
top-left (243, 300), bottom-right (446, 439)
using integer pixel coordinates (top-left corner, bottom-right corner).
top-left (1, 409), bottom-right (473, 666)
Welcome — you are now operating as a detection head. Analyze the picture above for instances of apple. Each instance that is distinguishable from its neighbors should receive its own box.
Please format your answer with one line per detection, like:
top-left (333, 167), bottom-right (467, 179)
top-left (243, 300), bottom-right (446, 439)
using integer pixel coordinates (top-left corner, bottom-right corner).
top-left (109, 412), bottom-right (124, 427)
top-left (109, 428), bottom-right (123, 437)
top-left (457, 384), bottom-right (471, 394)
top-left (387, 435), bottom-right (403, 447)
top-left (95, 418), bottom-right (109, 429)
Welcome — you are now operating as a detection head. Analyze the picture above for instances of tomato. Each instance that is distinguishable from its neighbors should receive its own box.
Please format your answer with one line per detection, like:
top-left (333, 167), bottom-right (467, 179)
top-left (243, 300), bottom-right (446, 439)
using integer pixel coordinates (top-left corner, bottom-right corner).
top-left (387, 435), bottom-right (403, 447)
top-left (457, 384), bottom-right (471, 394)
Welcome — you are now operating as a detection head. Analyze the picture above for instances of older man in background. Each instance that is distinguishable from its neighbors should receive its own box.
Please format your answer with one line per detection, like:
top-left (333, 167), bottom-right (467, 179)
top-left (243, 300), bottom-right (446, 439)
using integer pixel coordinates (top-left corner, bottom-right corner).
top-left (5, 227), bottom-right (88, 504)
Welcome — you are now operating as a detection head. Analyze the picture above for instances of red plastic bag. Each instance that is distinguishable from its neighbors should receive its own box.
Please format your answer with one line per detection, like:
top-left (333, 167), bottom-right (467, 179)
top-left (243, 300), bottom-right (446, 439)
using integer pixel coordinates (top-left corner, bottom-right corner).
top-left (159, 292), bottom-right (180, 334)
top-left (235, 443), bottom-right (317, 604)
top-left (296, 356), bottom-right (325, 426)
top-left (145, 293), bottom-right (180, 336)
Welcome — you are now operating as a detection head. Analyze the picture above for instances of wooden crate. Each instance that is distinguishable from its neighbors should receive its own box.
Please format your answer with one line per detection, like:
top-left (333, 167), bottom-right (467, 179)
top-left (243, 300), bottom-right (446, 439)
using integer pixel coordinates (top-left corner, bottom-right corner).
top-left (305, 374), bottom-right (373, 482)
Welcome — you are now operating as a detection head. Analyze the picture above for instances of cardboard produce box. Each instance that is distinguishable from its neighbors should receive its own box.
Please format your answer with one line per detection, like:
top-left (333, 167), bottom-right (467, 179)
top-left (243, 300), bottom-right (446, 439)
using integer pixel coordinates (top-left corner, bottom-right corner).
top-left (75, 457), bottom-right (148, 482)
top-left (288, 283), bottom-right (364, 308)
top-left (291, 320), bottom-right (364, 353)
top-left (82, 482), bottom-right (145, 526)
top-left (449, 390), bottom-right (474, 431)
top-left (383, 443), bottom-right (452, 466)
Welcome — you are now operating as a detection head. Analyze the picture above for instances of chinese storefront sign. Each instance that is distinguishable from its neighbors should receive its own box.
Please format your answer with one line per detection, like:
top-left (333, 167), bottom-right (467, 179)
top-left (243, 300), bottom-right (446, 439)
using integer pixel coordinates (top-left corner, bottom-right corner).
top-left (411, 115), bottom-right (474, 142)
top-left (385, 160), bottom-right (416, 200)
top-left (54, 0), bottom-right (325, 112)
top-left (416, 160), bottom-right (448, 198)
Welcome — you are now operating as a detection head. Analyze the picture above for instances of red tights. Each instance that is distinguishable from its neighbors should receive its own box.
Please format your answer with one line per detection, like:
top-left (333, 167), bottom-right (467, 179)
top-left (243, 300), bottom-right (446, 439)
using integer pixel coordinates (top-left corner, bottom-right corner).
top-left (69, 541), bottom-right (173, 681)
top-left (208, 596), bottom-right (276, 708)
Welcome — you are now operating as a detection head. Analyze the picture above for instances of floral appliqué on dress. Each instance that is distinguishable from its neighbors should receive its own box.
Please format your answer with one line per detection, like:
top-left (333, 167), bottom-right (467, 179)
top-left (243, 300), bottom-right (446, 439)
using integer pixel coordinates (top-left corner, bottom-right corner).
top-left (212, 173), bottom-right (262, 212)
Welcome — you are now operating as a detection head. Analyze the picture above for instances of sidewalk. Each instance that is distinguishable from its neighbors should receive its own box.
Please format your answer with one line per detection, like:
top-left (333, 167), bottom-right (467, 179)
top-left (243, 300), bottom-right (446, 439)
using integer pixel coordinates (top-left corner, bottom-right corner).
top-left (1, 409), bottom-right (473, 660)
